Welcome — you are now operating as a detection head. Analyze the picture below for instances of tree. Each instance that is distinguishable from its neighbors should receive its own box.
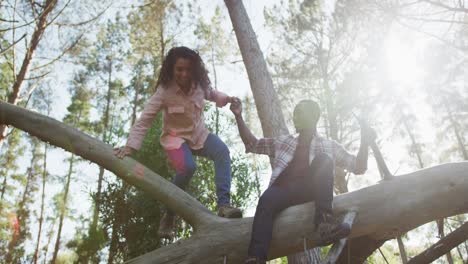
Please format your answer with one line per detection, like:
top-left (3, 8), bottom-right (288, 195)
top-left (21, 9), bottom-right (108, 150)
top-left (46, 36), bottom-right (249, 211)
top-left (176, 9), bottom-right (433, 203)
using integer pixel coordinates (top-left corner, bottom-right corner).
top-left (5, 137), bottom-right (42, 263)
top-left (0, 0), bottom-right (58, 148)
top-left (0, 129), bottom-right (25, 260)
top-left (0, 0), bottom-right (112, 148)
top-left (81, 17), bottom-right (128, 263)
top-left (50, 71), bottom-right (93, 264)
top-left (30, 84), bottom-right (54, 264)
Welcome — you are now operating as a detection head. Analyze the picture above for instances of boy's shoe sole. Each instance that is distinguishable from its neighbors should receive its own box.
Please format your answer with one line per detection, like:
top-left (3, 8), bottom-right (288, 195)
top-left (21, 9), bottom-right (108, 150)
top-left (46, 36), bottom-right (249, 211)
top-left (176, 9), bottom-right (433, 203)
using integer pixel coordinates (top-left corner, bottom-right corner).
top-left (158, 230), bottom-right (174, 240)
top-left (316, 223), bottom-right (351, 247)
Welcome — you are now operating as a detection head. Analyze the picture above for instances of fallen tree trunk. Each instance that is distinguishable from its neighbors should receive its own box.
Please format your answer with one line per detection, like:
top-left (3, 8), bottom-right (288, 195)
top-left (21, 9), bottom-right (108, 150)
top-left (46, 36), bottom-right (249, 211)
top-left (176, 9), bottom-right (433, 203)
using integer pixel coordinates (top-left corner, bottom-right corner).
top-left (1, 100), bottom-right (467, 263)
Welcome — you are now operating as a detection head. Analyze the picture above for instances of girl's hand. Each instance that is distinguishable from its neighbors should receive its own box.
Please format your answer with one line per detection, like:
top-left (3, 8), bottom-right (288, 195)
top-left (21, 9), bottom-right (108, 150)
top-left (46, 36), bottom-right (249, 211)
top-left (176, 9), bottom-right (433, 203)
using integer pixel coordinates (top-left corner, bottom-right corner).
top-left (230, 97), bottom-right (242, 116)
top-left (228, 96), bottom-right (237, 103)
top-left (113, 146), bottom-right (135, 159)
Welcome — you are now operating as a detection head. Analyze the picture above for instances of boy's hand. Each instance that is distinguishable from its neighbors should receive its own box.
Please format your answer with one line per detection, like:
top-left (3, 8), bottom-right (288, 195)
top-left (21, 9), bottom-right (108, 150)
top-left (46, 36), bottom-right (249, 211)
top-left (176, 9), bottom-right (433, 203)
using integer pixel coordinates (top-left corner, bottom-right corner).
top-left (360, 124), bottom-right (377, 145)
top-left (230, 97), bottom-right (242, 116)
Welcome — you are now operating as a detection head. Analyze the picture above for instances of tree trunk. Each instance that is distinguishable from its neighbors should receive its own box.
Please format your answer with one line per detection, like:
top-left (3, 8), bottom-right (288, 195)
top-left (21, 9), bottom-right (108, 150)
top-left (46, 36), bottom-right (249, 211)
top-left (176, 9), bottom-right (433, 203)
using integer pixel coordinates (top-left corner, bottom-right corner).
top-left (91, 65), bottom-right (114, 262)
top-left (0, 168), bottom-right (8, 200)
top-left (224, 0), bottom-right (288, 138)
top-left (1, 100), bottom-right (467, 263)
top-left (397, 236), bottom-right (408, 263)
top-left (34, 143), bottom-right (48, 264)
top-left (224, 1), bottom-right (320, 262)
top-left (43, 215), bottom-right (57, 264)
top-left (51, 154), bottom-right (74, 264)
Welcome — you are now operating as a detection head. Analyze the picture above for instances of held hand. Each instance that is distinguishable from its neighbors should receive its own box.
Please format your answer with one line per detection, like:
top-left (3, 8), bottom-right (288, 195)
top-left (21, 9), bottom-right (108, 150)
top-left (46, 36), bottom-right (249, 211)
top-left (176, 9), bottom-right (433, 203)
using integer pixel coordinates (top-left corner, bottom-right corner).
top-left (228, 96), bottom-right (237, 103)
top-left (230, 97), bottom-right (242, 116)
top-left (113, 146), bottom-right (134, 159)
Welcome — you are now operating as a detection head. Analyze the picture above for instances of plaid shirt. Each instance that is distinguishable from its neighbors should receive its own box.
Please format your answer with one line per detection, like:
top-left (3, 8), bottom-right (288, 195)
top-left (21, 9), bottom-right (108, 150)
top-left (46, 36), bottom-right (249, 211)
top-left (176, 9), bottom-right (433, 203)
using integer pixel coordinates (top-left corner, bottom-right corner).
top-left (246, 134), bottom-right (357, 186)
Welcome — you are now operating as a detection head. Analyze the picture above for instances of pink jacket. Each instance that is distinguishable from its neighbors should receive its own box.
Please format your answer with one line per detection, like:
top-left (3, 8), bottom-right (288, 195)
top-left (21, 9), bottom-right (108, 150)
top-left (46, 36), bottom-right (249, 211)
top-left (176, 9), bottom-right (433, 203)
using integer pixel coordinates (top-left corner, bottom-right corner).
top-left (126, 81), bottom-right (230, 150)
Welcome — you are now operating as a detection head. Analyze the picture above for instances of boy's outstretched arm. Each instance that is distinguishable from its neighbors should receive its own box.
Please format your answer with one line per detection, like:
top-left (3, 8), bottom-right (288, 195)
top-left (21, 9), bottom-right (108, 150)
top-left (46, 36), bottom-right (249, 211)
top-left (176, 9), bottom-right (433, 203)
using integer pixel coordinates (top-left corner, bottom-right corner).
top-left (230, 98), bottom-right (258, 148)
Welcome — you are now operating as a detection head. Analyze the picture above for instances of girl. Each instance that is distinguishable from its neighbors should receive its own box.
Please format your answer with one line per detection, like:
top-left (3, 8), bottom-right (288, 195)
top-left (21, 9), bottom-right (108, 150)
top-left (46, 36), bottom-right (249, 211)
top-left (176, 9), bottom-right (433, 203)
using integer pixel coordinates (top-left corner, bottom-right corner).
top-left (114, 46), bottom-right (242, 239)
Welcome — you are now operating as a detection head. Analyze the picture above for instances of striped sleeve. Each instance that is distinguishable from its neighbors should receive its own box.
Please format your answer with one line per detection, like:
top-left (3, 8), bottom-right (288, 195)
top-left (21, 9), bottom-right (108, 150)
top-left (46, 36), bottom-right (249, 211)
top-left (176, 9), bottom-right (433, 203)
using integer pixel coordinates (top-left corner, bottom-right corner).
top-left (245, 137), bottom-right (275, 157)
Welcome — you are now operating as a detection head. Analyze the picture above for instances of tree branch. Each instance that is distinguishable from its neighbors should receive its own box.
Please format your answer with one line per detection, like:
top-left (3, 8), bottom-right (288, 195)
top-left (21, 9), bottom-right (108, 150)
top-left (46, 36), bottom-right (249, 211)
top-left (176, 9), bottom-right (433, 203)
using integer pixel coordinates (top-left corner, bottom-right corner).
top-left (0, 100), bottom-right (216, 229)
top-left (394, 19), bottom-right (468, 52)
top-left (51, 3), bottom-right (112, 27)
top-left (30, 32), bottom-right (85, 72)
top-left (0, 33), bottom-right (26, 56)
top-left (422, 0), bottom-right (468, 13)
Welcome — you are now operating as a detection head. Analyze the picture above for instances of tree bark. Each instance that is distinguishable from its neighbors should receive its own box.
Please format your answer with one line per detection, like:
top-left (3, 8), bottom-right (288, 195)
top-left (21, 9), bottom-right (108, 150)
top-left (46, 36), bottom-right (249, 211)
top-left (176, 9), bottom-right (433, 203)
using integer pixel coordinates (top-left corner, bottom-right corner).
top-left (0, 101), bottom-right (467, 263)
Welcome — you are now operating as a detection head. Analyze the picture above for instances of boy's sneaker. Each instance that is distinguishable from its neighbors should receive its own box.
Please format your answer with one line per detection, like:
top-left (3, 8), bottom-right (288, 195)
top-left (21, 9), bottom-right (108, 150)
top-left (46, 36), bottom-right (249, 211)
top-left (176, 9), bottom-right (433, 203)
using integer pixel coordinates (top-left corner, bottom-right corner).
top-left (158, 212), bottom-right (175, 239)
top-left (244, 256), bottom-right (266, 264)
top-left (315, 211), bottom-right (351, 246)
top-left (218, 204), bottom-right (243, 218)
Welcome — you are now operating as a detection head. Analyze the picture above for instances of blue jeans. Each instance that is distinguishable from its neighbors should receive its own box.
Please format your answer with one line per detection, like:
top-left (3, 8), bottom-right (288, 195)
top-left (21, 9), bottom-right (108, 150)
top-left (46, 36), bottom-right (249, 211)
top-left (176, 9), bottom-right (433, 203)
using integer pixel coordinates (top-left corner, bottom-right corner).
top-left (166, 133), bottom-right (231, 209)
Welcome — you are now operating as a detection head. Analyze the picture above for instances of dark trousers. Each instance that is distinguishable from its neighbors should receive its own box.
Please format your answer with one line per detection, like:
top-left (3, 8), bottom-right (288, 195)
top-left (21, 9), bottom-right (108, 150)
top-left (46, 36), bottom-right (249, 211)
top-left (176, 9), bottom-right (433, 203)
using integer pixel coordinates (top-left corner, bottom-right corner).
top-left (247, 153), bottom-right (334, 261)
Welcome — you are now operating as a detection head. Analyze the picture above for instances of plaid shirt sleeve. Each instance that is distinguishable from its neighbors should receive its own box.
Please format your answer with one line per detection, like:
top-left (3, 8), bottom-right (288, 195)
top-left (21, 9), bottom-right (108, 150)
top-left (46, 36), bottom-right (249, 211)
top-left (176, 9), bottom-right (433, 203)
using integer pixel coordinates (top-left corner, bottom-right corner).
top-left (332, 140), bottom-right (357, 173)
top-left (245, 137), bottom-right (275, 157)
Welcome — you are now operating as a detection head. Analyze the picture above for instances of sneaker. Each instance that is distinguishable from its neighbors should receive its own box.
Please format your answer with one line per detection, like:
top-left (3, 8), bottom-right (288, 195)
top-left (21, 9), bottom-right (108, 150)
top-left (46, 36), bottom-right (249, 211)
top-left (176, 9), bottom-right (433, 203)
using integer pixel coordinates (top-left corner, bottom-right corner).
top-left (217, 204), bottom-right (243, 218)
top-left (158, 212), bottom-right (175, 239)
top-left (315, 211), bottom-right (351, 246)
top-left (244, 256), bottom-right (266, 264)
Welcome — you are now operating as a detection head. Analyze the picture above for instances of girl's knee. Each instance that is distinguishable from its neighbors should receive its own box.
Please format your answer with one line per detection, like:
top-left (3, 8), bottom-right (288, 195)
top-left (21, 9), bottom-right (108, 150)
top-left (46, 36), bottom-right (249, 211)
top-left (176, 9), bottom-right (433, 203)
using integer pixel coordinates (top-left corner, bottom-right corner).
top-left (182, 161), bottom-right (196, 176)
top-left (173, 158), bottom-right (196, 177)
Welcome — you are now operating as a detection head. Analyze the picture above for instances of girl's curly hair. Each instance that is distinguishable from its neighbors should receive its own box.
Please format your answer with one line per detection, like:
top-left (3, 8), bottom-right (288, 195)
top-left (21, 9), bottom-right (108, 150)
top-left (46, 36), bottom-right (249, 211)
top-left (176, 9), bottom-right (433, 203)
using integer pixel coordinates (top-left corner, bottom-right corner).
top-left (155, 46), bottom-right (211, 91)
